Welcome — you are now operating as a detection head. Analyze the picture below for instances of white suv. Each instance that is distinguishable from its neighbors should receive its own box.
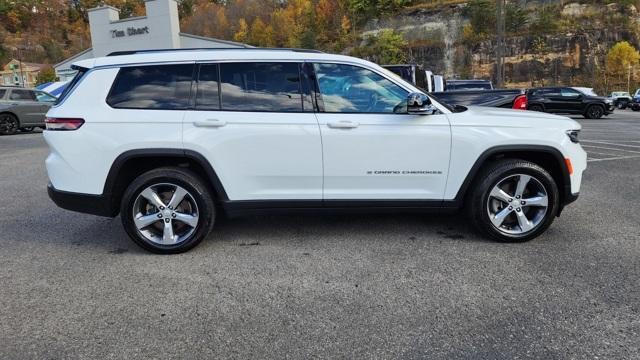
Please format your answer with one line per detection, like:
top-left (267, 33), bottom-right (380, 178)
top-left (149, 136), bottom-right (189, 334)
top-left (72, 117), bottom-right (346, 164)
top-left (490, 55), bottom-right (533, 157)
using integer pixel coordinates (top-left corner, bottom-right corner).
top-left (44, 49), bottom-right (587, 253)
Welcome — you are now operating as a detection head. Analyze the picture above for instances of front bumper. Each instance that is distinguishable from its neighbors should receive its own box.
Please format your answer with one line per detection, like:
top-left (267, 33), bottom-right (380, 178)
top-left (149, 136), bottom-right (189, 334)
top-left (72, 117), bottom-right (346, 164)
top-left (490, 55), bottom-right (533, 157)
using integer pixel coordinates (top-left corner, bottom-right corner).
top-left (48, 183), bottom-right (114, 217)
top-left (605, 104), bottom-right (615, 114)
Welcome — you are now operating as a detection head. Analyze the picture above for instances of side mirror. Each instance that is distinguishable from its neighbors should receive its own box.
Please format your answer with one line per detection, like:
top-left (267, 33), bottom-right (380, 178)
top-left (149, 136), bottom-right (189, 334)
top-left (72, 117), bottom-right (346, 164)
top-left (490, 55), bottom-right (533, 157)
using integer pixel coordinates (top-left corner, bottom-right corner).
top-left (407, 93), bottom-right (437, 115)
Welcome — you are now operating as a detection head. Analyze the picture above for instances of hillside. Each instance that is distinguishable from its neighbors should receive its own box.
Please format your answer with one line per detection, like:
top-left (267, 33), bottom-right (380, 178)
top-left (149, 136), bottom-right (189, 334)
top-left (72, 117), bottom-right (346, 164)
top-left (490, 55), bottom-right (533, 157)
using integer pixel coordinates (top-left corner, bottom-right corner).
top-left (1, 0), bottom-right (639, 92)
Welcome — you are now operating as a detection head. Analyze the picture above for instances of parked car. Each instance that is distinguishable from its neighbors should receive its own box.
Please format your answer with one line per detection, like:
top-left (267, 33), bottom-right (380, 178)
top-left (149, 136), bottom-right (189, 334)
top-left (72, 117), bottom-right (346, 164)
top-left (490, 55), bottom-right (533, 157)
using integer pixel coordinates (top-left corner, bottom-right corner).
top-left (629, 89), bottom-right (640, 111)
top-left (383, 65), bottom-right (525, 109)
top-left (526, 87), bottom-right (614, 119)
top-left (608, 91), bottom-right (632, 109)
top-left (45, 48), bottom-right (586, 253)
top-left (0, 87), bottom-right (57, 135)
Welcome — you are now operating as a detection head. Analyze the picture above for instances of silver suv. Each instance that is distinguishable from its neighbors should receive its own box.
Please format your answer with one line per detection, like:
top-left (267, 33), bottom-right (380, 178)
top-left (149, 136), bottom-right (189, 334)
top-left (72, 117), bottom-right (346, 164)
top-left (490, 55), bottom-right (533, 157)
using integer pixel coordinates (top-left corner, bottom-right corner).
top-left (0, 87), bottom-right (56, 135)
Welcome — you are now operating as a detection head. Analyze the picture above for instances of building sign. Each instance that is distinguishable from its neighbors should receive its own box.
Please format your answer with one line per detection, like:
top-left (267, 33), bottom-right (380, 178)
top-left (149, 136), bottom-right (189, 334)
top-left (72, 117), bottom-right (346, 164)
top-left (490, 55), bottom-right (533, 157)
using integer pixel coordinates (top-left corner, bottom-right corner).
top-left (111, 26), bottom-right (150, 38)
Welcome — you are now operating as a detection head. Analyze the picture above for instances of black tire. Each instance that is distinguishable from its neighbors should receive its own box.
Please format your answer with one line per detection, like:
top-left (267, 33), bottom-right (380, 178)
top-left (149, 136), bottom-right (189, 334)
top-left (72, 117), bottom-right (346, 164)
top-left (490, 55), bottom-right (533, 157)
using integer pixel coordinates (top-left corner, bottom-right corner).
top-left (0, 113), bottom-right (19, 135)
top-left (584, 105), bottom-right (604, 119)
top-left (467, 159), bottom-right (560, 243)
top-left (617, 102), bottom-right (627, 110)
top-left (528, 104), bottom-right (544, 112)
top-left (120, 167), bottom-right (215, 254)
top-left (20, 127), bottom-right (34, 132)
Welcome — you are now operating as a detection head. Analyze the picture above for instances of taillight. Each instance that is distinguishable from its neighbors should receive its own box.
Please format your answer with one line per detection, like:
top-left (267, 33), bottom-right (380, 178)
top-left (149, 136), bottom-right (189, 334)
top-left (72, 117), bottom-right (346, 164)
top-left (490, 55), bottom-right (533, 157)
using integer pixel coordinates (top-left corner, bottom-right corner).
top-left (45, 117), bottom-right (85, 131)
top-left (512, 94), bottom-right (527, 110)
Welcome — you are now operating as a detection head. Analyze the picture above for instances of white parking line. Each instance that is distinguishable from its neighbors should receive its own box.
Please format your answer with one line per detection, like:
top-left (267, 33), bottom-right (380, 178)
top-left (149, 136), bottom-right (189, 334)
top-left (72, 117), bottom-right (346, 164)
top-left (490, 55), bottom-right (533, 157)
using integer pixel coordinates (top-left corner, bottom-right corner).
top-left (581, 145), bottom-right (640, 154)
top-left (581, 140), bottom-right (640, 148)
top-left (588, 155), bottom-right (640, 162)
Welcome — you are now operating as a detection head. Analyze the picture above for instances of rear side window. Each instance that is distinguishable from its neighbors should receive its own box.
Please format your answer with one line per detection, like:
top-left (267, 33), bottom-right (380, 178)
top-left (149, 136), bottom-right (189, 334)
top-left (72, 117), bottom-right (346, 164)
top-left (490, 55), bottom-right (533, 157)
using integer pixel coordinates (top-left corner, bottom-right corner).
top-left (107, 64), bottom-right (194, 109)
top-left (10, 89), bottom-right (36, 101)
top-left (0, 89), bottom-right (6, 99)
top-left (219, 62), bottom-right (302, 112)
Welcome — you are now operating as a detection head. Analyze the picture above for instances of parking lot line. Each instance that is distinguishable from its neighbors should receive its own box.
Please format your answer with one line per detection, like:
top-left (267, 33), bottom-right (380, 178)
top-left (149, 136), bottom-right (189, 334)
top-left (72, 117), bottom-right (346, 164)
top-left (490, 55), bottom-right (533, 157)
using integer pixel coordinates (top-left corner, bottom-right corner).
top-left (580, 140), bottom-right (640, 148)
top-left (587, 155), bottom-right (640, 162)
top-left (581, 144), bottom-right (640, 154)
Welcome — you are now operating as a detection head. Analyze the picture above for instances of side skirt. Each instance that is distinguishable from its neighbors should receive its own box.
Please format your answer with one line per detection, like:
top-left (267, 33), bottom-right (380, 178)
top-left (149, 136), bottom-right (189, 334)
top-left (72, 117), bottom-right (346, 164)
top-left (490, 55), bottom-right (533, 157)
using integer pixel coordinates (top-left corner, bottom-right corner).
top-left (221, 199), bottom-right (460, 217)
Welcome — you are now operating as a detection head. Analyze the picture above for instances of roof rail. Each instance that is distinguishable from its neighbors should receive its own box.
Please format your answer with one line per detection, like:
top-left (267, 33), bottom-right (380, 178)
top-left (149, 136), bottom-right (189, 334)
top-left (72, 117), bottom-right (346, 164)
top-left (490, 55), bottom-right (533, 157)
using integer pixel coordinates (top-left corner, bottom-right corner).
top-left (107, 47), bottom-right (324, 57)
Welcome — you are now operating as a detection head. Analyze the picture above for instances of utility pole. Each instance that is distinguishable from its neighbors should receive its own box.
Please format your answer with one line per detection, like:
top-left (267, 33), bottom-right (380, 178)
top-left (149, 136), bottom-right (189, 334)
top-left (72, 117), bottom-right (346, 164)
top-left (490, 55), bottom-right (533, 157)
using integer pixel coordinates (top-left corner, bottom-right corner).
top-left (496, 0), bottom-right (505, 88)
top-left (628, 64), bottom-right (632, 93)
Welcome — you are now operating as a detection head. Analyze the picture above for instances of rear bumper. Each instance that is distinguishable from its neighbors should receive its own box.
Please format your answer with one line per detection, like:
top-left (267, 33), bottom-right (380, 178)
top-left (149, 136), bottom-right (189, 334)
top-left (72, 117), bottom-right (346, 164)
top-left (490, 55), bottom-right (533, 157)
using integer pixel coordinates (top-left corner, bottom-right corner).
top-left (48, 183), bottom-right (114, 217)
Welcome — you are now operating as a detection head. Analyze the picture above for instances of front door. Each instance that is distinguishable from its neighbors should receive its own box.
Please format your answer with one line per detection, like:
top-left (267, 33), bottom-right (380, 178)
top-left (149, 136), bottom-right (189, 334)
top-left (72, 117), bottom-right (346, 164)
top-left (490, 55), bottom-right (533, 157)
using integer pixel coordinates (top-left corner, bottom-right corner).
top-left (183, 62), bottom-right (323, 201)
top-left (311, 63), bottom-right (451, 202)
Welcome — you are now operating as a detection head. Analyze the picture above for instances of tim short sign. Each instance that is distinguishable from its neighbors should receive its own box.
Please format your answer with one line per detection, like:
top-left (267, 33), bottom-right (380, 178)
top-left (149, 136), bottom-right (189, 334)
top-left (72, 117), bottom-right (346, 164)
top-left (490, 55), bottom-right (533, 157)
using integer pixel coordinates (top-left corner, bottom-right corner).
top-left (111, 26), bottom-right (150, 38)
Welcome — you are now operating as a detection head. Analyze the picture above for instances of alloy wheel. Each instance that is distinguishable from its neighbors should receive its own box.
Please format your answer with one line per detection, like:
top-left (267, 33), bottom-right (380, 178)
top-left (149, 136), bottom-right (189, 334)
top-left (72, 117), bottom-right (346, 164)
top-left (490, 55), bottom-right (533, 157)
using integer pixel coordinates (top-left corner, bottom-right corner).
top-left (132, 183), bottom-right (200, 245)
top-left (486, 174), bottom-right (549, 235)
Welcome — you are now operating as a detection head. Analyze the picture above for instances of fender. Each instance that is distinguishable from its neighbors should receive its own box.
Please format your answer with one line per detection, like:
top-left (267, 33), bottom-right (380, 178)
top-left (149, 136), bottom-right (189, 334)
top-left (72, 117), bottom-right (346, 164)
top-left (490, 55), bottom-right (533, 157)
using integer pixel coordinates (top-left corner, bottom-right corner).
top-left (452, 145), bottom-right (572, 207)
top-left (102, 148), bottom-right (229, 215)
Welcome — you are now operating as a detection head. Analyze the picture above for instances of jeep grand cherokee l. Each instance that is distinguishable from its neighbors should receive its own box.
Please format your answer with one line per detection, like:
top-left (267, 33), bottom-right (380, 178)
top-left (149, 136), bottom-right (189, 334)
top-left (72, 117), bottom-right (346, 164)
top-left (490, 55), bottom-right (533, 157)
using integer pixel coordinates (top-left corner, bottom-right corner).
top-left (44, 49), bottom-right (587, 253)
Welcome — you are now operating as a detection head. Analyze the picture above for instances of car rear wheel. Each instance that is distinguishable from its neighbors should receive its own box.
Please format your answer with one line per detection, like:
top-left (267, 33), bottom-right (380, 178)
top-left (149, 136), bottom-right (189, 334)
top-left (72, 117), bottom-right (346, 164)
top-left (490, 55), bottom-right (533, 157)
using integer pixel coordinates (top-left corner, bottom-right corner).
top-left (584, 105), bottom-right (604, 119)
top-left (467, 159), bottom-right (559, 242)
top-left (0, 113), bottom-right (19, 135)
top-left (528, 105), bottom-right (544, 112)
top-left (120, 167), bottom-right (215, 254)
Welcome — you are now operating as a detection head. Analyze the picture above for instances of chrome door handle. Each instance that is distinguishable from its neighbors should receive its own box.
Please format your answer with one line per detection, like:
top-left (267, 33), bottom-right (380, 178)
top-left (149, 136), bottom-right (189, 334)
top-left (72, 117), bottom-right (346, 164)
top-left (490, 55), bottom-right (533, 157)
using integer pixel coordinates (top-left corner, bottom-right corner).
top-left (194, 119), bottom-right (226, 128)
top-left (327, 120), bottom-right (359, 129)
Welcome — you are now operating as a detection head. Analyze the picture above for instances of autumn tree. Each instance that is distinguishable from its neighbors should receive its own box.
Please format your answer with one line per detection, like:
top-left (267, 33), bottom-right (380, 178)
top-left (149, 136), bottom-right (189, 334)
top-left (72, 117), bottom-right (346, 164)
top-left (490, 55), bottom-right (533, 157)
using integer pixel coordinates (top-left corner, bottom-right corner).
top-left (606, 41), bottom-right (640, 91)
top-left (36, 66), bottom-right (57, 85)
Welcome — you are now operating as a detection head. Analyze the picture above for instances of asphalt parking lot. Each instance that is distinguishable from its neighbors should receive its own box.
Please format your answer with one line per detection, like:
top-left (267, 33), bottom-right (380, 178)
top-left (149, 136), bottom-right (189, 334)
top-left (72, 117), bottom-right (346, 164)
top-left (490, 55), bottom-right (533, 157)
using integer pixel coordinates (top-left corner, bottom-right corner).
top-left (1, 111), bottom-right (638, 359)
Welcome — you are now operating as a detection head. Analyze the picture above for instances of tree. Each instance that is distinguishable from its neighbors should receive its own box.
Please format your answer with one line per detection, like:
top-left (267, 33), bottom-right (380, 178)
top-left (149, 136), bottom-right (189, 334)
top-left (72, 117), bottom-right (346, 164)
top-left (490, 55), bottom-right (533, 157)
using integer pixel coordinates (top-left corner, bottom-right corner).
top-left (36, 66), bottom-right (57, 85)
top-left (233, 18), bottom-right (249, 43)
top-left (606, 41), bottom-right (640, 91)
top-left (351, 29), bottom-right (408, 64)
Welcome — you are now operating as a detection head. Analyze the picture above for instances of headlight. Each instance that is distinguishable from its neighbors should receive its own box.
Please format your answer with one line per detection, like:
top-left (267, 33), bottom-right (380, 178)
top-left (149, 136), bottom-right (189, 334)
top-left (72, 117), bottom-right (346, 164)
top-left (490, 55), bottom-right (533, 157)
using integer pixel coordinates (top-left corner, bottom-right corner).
top-left (605, 99), bottom-right (613, 104)
top-left (566, 129), bottom-right (580, 143)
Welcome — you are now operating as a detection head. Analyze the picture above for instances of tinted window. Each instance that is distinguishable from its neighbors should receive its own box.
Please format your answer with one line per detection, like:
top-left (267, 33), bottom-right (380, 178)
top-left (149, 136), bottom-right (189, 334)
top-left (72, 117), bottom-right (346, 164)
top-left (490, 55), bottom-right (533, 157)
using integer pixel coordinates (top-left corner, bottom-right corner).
top-left (196, 64), bottom-right (220, 110)
top-left (314, 63), bottom-right (407, 113)
top-left (220, 62), bottom-right (302, 112)
top-left (107, 64), bottom-right (194, 109)
top-left (560, 88), bottom-right (581, 97)
top-left (542, 88), bottom-right (560, 96)
top-left (0, 89), bottom-right (6, 99)
top-left (10, 90), bottom-right (36, 101)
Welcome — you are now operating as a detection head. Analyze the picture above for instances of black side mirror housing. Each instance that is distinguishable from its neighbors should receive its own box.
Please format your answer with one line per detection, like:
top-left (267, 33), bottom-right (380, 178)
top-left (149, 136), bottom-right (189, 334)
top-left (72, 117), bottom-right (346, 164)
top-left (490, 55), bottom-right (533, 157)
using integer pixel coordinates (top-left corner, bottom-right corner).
top-left (407, 93), bottom-right (437, 115)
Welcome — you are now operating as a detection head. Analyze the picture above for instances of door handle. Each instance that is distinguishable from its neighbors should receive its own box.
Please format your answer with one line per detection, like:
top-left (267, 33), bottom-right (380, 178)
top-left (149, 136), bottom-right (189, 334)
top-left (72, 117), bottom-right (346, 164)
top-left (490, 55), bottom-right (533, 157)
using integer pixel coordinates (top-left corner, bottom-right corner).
top-left (327, 120), bottom-right (359, 129)
top-left (193, 118), bottom-right (226, 128)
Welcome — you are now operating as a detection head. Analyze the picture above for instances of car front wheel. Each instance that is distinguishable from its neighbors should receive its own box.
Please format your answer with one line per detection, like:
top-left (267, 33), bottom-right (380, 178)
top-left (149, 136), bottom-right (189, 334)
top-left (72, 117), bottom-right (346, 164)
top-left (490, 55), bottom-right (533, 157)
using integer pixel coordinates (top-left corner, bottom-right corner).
top-left (468, 159), bottom-right (559, 242)
top-left (120, 167), bottom-right (215, 254)
top-left (585, 105), bottom-right (604, 119)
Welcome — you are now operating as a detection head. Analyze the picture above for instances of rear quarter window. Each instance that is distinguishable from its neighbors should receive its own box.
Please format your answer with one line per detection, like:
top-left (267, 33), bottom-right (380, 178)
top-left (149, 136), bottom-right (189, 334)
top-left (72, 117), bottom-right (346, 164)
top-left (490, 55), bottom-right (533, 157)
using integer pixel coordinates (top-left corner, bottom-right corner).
top-left (107, 64), bottom-right (194, 110)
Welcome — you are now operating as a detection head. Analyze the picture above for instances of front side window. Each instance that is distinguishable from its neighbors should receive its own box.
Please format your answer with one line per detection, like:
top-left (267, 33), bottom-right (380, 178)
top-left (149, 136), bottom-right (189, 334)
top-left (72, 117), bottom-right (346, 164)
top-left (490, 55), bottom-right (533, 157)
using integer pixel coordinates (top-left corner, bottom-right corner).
top-left (313, 63), bottom-right (408, 113)
top-left (561, 88), bottom-right (581, 97)
top-left (107, 64), bottom-right (194, 109)
top-left (10, 90), bottom-right (36, 101)
top-left (219, 62), bottom-right (302, 112)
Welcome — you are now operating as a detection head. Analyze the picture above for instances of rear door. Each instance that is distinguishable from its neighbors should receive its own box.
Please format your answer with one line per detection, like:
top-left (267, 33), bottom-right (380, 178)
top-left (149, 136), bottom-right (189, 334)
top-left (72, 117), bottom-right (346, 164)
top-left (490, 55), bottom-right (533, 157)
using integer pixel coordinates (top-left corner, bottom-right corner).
top-left (182, 62), bottom-right (323, 202)
top-left (7, 89), bottom-right (42, 125)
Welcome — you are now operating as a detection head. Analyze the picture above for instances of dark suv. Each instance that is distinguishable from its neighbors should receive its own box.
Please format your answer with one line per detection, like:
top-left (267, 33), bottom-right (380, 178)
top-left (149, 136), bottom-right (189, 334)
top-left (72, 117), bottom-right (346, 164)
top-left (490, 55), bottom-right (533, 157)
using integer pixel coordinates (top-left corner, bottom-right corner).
top-left (526, 87), bottom-right (614, 119)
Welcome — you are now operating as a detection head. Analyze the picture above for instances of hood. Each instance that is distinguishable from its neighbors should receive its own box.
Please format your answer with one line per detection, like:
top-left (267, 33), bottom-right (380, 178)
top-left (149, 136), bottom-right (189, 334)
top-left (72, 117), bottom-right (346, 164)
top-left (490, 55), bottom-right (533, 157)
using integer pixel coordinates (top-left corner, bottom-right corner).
top-left (448, 106), bottom-right (581, 131)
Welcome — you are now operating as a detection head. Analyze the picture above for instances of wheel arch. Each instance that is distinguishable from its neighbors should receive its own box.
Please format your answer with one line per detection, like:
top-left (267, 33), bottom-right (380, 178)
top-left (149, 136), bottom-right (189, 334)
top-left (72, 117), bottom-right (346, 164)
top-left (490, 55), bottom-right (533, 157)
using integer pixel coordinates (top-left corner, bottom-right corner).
top-left (454, 145), bottom-right (571, 208)
top-left (103, 149), bottom-right (228, 217)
